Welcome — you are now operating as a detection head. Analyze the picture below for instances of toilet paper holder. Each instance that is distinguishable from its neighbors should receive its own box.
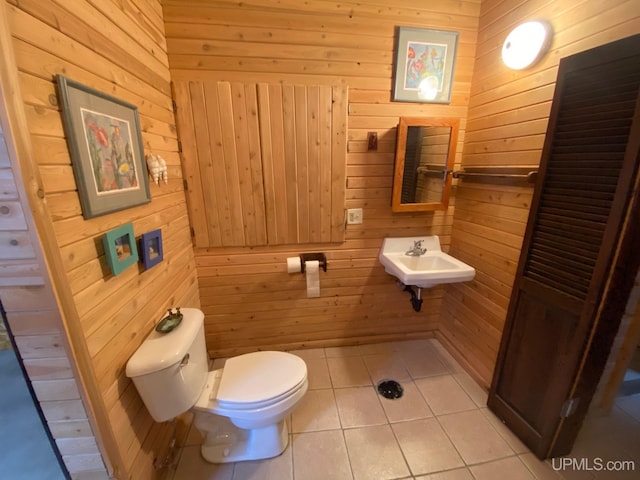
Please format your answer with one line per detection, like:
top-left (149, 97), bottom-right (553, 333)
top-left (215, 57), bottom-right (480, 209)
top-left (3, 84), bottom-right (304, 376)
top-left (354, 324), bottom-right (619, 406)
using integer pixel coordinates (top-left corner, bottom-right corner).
top-left (299, 253), bottom-right (327, 273)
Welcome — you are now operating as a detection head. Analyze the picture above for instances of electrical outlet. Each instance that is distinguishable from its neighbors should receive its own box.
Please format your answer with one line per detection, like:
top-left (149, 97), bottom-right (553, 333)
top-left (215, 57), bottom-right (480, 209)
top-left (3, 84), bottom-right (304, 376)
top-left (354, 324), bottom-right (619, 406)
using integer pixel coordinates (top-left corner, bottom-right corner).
top-left (346, 208), bottom-right (363, 225)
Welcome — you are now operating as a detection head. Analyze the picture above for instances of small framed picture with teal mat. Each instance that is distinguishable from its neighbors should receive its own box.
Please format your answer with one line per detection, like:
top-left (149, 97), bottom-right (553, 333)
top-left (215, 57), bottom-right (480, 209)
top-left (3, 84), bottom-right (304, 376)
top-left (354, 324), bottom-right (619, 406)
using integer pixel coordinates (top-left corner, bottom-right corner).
top-left (103, 223), bottom-right (138, 275)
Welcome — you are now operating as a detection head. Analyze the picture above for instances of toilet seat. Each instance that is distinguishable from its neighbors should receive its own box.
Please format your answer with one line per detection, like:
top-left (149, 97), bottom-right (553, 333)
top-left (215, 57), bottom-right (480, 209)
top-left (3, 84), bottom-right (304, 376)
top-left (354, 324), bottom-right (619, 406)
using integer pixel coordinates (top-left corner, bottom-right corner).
top-left (196, 351), bottom-right (307, 412)
top-left (217, 351), bottom-right (306, 409)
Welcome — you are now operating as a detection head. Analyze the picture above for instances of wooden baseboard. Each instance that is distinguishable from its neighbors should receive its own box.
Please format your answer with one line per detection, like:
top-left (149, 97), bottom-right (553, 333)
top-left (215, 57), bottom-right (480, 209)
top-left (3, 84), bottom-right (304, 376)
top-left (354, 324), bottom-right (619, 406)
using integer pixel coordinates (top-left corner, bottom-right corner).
top-left (208, 330), bottom-right (436, 358)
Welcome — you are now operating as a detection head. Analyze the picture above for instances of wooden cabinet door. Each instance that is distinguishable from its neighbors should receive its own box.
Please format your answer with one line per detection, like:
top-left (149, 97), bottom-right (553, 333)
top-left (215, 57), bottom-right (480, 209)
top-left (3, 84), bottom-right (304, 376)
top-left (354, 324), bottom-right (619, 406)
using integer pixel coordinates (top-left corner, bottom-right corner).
top-left (173, 81), bottom-right (347, 247)
top-left (488, 34), bottom-right (640, 459)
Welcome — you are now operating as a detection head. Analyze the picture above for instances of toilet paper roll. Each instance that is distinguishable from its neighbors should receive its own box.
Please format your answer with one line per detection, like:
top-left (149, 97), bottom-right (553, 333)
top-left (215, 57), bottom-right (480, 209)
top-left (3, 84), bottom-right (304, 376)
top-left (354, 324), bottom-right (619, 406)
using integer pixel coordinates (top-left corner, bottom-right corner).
top-left (306, 260), bottom-right (320, 298)
top-left (287, 256), bottom-right (302, 273)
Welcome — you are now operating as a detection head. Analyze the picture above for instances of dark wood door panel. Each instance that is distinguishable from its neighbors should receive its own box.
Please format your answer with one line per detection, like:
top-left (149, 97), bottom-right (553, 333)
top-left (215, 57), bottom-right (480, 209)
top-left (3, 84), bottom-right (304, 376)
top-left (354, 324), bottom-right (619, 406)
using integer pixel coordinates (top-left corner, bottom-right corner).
top-left (489, 33), bottom-right (640, 459)
top-left (495, 290), bottom-right (579, 433)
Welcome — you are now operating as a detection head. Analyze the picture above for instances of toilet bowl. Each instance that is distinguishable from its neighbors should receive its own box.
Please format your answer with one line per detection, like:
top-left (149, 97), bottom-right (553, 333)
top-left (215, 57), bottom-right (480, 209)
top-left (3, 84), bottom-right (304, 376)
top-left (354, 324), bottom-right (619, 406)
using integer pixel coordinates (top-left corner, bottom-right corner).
top-left (125, 308), bottom-right (308, 463)
top-left (193, 361), bottom-right (308, 462)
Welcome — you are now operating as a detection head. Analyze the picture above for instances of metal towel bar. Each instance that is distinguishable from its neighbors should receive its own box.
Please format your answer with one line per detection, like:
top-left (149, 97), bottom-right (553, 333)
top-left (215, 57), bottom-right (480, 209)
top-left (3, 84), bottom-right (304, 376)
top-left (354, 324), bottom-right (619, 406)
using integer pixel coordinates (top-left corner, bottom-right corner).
top-left (451, 168), bottom-right (538, 184)
top-left (416, 167), bottom-right (447, 177)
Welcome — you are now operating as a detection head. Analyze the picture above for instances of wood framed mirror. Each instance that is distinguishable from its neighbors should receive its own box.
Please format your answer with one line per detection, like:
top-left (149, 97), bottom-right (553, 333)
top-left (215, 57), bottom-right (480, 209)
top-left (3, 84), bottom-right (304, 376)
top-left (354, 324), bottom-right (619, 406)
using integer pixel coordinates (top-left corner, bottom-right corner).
top-left (391, 117), bottom-right (459, 212)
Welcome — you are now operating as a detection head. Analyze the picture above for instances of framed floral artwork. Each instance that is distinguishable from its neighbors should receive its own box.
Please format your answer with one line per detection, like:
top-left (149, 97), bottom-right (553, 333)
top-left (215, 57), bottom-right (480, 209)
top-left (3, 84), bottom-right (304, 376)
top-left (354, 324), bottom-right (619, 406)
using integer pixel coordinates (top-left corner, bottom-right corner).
top-left (103, 223), bottom-right (139, 276)
top-left (393, 27), bottom-right (459, 104)
top-left (56, 75), bottom-right (151, 218)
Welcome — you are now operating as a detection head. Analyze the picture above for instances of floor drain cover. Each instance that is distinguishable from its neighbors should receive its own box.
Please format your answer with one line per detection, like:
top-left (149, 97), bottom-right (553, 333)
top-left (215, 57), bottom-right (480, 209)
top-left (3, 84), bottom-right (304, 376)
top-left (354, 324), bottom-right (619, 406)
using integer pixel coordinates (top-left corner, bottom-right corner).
top-left (377, 379), bottom-right (404, 399)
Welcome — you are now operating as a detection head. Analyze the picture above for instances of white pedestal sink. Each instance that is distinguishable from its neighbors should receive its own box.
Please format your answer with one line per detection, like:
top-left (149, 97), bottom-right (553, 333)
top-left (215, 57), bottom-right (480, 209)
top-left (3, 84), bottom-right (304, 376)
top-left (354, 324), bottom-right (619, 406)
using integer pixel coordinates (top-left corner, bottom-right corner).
top-left (379, 236), bottom-right (475, 288)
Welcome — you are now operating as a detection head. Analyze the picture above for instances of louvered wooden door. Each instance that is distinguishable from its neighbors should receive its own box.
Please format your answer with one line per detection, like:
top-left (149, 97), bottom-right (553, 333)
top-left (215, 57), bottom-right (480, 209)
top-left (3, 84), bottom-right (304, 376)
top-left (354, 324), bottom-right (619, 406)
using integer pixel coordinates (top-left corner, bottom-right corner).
top-left (488, 34), bottom-right (640, 459)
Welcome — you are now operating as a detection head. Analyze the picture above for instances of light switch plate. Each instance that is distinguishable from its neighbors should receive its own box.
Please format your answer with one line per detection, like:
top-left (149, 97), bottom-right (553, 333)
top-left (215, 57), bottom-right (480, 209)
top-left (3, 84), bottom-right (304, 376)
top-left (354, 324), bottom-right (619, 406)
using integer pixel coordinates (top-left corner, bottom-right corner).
top-left (346, 208), bottom-right (363, 225)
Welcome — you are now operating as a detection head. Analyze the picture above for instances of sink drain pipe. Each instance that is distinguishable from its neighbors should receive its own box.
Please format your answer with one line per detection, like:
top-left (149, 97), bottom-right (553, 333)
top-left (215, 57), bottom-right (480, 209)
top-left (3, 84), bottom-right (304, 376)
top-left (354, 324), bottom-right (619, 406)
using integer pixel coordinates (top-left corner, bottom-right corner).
top-left (397, 281), bottom-right (423, 312)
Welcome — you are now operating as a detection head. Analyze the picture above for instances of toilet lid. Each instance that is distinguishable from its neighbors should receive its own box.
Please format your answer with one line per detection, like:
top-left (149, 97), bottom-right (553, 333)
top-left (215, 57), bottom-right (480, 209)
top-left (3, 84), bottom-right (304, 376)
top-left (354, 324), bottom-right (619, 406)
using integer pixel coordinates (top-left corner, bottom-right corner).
top-left (217, 351), bottom-right (307, 406)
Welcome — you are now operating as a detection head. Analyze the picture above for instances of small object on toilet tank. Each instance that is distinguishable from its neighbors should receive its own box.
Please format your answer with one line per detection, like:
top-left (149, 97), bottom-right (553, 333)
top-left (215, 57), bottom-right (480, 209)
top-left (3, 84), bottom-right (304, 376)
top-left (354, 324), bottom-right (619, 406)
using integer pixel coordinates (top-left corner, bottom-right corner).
top-left (155, 307), bottom-right (183, 333)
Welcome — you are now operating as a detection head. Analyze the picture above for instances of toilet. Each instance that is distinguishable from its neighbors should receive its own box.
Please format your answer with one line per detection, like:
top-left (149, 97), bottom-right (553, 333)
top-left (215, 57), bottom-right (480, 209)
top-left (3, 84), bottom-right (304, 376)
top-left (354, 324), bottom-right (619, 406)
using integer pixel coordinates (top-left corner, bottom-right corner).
top-left (125, 307), bottom-right (308, 463)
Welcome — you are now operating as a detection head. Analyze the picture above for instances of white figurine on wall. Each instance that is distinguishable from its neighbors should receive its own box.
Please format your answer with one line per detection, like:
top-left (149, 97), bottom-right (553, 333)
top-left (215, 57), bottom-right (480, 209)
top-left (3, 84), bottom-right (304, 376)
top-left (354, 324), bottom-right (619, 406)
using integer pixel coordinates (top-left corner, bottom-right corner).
top-left (158, 155), bottom-right (168, 184)
top-left (146, 154), bottom-right (161, 185)
top-left (146, 154), bottom-right (168, 185)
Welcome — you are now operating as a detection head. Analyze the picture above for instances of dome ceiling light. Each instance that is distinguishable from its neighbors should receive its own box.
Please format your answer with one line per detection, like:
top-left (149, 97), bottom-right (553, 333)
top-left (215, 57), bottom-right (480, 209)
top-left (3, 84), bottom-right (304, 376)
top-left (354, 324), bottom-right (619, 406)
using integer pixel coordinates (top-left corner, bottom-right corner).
top-left (502, 20), bottom-right (553, 70)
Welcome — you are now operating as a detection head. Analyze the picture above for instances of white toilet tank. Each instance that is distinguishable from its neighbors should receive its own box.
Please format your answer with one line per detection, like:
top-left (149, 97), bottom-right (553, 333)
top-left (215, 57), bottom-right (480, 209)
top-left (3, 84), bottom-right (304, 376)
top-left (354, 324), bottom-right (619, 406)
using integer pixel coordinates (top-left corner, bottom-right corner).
top-left (126, 308), bottom-right (209, 422)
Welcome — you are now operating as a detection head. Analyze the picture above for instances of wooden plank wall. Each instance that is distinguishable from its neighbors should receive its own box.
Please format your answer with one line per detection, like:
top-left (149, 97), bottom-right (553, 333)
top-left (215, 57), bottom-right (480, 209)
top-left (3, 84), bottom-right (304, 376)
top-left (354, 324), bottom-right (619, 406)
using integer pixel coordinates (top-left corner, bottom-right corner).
top-left (0, 117), bottom-right (37, 350)
top-left (439, 0), bottom-right (640, 387)
top-left (0, 121), bottom-right (41, 288)
top-left (1, 104), bottom-right (108, 477)
top-left (5, 0), bottom-right (200, 478)
top-left (163, 0), bottom-right (482, 357)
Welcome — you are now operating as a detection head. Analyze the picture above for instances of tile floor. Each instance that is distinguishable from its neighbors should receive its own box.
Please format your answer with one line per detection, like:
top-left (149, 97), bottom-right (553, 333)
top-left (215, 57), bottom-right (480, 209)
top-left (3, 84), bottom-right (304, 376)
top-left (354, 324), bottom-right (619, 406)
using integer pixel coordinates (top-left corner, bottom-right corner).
top-left (560, 351), bottom-right (640, 480)
top-left (166, 339), bottom-right (639, 480)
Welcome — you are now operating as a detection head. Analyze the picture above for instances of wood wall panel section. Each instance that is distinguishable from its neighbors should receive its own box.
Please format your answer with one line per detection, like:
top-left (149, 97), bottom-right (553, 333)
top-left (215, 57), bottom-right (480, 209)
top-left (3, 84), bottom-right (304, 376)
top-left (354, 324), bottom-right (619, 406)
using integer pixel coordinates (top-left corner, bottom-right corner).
top-left (0, 126), bottom-right (42, 287)
top-left (164, 0), bottom-right (479, 354)
top-left (1, 19), bottom-right (87, 479)
top-left (439, 0), bottom-right (640, 388)
top-left (6, 1), bottom-right (200, 478)
top-left (196, 241), bottom-right (443, 357)
top-left (175, 81), bottom-right (346, 247)
top-left (1, 26), bottom-right (96, 477)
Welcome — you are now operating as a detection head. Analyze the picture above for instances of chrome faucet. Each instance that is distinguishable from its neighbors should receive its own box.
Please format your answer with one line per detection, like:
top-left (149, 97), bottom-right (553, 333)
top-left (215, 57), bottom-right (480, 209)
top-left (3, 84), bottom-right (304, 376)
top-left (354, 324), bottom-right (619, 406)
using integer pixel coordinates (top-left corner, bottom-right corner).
top-left (405, 240), bottom-right (427, 256)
